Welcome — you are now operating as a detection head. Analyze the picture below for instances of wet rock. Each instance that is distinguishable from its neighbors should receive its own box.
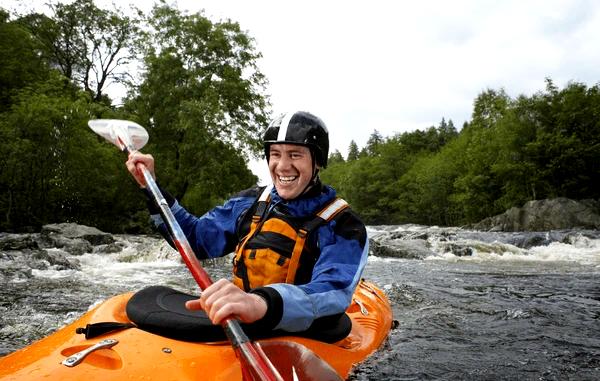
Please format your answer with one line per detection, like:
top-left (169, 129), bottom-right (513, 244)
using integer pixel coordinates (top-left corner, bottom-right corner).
top-left (0, 248), bottom-right (80, 276)
top-left (93, 243), bottom-right (123, 254)
top-left (507, 233), bottom-right (553, 249)
top-left (370, 238), bottom-right (435, 259)
top-left (473, 198), bottom-right (600, 232)
top-left (38, 223), bottom-right (116, 255)
top-left (561, 230), bottom-right (600, 245)
top-left (390, 231), bottom-right (430, 241)
top-left (31, 249), bottom-right (80, 271)
top-left (0, 233), bottom-right (39, 251)
top-left (0, 224), bottom-right (112, 280)
top-left (0, 251), bottom-right (15, 260)
top-left (447, 244), bottom-right (473, 257)
top-left (0, 258), bottom-right (33, 279)
top-left (47, 236), bottom-right (93, 256)
top-left (40, 223), bottom-right (114, 247)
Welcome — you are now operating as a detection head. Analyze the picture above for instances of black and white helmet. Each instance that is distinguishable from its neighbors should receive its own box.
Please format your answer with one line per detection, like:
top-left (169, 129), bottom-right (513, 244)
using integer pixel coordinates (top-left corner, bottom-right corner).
top-left (263, 111), bottom-right (329, 168)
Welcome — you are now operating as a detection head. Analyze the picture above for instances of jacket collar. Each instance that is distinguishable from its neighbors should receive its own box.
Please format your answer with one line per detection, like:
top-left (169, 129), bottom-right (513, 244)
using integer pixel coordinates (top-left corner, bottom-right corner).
top-left (268, 181), bottom-right (337, 217)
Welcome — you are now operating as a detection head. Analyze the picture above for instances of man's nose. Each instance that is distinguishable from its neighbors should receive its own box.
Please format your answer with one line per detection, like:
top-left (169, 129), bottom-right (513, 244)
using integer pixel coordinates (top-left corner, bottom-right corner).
top-left (276, 154), bottom-right (292, 168)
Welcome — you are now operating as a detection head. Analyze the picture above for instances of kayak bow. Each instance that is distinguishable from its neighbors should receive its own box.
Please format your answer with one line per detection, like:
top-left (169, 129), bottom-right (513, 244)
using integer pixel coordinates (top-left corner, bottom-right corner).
top-left (0, 280), bottom-right (391, 380)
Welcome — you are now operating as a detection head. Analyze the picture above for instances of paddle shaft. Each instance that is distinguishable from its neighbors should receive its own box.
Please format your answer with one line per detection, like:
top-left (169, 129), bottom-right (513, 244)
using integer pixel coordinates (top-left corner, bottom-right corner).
top-left (128, 150), bottom-right (282, 381)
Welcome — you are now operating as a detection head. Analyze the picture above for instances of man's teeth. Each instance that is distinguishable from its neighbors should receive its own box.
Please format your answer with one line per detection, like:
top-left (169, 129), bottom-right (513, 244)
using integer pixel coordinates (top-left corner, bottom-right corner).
top-left (279, 176), bottom-right (297, 183)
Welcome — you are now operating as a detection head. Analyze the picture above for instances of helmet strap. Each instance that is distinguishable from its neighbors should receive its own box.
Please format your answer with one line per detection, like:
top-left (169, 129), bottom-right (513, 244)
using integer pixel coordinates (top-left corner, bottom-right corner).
top-left (298, 151), bottom-right (320, 197)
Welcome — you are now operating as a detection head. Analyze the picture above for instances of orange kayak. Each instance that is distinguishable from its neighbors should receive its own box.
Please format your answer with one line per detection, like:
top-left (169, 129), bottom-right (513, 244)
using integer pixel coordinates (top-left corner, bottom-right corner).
top-left (0, 280), bottom-right (392, 380)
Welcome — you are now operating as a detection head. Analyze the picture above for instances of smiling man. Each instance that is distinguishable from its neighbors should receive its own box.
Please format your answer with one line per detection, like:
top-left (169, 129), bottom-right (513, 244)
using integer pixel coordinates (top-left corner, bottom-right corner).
top-left (126, 111), bottom-right (368, 337)
top-left (264, 111), bottom-right (328, 200)
top-left (267, 143), bottom-right (313, 199)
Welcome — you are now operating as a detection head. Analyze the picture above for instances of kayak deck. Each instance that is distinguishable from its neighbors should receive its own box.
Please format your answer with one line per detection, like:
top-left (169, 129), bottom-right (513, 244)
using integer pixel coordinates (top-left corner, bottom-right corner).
top-left (0, 280), bottom-right (392, 380)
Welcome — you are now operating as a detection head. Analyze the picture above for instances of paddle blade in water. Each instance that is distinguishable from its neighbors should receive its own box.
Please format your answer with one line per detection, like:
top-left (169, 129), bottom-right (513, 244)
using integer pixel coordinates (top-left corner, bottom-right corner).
top-left (259, 341), bottom-right (343, 381)
top-left (88, 119), bottom-right (149, 151)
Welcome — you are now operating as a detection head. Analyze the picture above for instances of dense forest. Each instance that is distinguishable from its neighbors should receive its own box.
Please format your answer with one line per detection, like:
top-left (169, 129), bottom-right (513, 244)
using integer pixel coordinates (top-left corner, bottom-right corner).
top-left (0, 0), bottom-right (266, 232)
top-left (1, 0), bottom-right (599, 232)
top-left (322, 81), bottom-right (600, 225)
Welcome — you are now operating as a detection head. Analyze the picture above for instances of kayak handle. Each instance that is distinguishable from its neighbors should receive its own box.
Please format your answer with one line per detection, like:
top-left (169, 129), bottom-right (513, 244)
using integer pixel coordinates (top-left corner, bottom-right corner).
top-left (61, 339), bottom-right (118, 367)
top-left (353, 298), bottom-right (369, 316)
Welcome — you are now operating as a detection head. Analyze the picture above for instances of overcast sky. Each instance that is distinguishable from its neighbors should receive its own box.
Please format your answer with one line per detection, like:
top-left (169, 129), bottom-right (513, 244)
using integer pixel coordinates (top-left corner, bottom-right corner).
top-left (4, 0), bottom-right (600, 183)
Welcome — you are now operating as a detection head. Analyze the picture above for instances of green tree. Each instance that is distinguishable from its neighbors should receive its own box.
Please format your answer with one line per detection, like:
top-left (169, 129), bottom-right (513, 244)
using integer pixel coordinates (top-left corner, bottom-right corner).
top-left (365, 129), bottom-right (384, 156)
top-left (438, 118), bottom-right (458, 146)
top-left (396, 149), bottom-right (462, 225)
top-left (445, 90), bottom-right (512, 221)
top-left (328, 149), bottom-right (345, 165)
top-left (321, 81), bottom-right (600, 226)
top-left (20, 0), bottom-right (139, 102)
top-left (0, 2), bottom-right (273, 232)
top-left (0, 71), bottom-right (141, 231)
top-left (125, 3), bottom-right (268, 214)
top-left (470, 88), bottom-right (510, 129)
top-left (521, 80), bottom-right (600, 200)
top-left (347, 140), bottom-right (359, 161)
top-left (0, 9), bottom-right (49, 110)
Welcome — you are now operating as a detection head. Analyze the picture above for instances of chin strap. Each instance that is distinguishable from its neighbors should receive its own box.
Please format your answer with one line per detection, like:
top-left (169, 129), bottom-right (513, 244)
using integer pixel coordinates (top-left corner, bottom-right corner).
top-left (299, 153), bottom-right (320, 196)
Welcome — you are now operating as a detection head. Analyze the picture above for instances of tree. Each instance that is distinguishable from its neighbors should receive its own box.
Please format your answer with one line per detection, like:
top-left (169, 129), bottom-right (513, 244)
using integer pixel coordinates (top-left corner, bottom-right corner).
top-left (347, 140), bottom-right (359, 161)
top-left (471, 88), bottom-right (510, 129)
top-left (438, 118), bottom-right (458, 146)
top-left (365, 129), bottom-right (384, 156)
top-left (328, 149), bottom-right (345, 165)
top-left (20, 0), bottom-right (139, 102)
top-left (0, 9), bottom-right (49, 110)
top-left (0, 71), bottom-right (141, 231)
top-left (125, 3), bottom-right (268, 214)
top-left (523, 80), bottom-right (600, 200)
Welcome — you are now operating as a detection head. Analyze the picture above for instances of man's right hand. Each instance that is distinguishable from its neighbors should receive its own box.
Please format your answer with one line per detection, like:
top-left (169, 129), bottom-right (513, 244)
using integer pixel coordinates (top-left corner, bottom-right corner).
top-left (185, 279), bottom-right (268, 325)
top-left (126, 151), bottom-right (156, 188)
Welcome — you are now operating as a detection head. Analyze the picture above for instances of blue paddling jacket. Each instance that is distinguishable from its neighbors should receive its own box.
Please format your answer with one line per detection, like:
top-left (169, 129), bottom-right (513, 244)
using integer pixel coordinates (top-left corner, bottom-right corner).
top-left (147, 181), bottom-right (368, 333)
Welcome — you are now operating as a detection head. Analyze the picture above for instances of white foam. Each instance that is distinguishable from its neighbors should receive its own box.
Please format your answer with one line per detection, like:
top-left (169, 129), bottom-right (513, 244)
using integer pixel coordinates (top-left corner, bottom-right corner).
top-left (76, 252), bottom-right (183, 285)
top-left (425, 239), bottom-right (600, 266)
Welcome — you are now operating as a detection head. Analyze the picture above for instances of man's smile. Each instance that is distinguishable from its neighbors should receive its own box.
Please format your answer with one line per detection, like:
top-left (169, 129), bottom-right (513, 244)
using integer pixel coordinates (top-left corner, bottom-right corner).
top-left (278, 175), bottom-right (298, 184)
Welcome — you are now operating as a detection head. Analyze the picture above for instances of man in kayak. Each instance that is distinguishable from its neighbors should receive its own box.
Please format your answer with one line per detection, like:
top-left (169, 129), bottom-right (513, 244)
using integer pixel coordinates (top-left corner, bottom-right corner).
top-left (126, 111), bottom-right (368, 334)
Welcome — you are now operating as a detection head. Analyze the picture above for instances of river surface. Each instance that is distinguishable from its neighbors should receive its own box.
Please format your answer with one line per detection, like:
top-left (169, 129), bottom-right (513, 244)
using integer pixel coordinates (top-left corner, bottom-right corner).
top-left (1, 225), bottom-right (600, 380)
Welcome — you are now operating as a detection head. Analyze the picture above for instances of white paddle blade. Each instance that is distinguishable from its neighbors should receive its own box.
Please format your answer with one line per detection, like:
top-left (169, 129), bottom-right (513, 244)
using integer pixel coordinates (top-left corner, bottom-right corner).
top-left (88, 119), bottom-right (149, 151)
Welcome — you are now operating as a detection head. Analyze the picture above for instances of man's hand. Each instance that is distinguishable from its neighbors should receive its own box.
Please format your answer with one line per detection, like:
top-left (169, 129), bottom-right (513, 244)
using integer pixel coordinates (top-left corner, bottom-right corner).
top-left (125, 151), bottom-right (156, 188)
top-left (185, 279), bottom-right (268, 325)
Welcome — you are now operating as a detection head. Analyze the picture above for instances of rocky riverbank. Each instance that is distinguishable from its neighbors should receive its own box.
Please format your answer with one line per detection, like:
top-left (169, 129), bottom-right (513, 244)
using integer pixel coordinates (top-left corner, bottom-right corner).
top-left (472, 197), bottom-right (600, 231)
top-left (3, 197), bottom-right (599, 277)
top-left (0, 223), bottom-right (173, 282)
top-left (368, 198), bottom-right (600, 259)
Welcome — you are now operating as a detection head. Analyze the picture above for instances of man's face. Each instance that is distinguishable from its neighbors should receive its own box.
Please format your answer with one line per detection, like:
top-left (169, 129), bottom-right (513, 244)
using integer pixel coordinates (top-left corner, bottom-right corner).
top-left (268, 144), bottom-right (315, 200)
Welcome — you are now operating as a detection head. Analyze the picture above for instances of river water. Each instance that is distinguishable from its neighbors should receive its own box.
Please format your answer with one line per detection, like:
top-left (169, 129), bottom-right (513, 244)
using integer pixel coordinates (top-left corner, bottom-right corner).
top-left (1, 226), bottom-right (600, 380)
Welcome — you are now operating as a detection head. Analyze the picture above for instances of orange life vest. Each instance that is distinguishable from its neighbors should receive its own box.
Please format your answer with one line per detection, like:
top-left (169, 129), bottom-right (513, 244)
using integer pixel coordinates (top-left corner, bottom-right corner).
top-left (232, 185), bottom-right (349, 291)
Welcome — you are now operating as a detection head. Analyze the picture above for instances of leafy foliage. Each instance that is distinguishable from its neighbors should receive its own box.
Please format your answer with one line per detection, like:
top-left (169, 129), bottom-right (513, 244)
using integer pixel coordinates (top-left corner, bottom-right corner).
top-left (347, 140), bottom-right (359, 161)
top-left (0, 10), bottom-right (50, 110)
top-left (125, 3), bottom-right (266, 214)
top-left (1, 1), bottom-right (598, 232)
top-left (18, 0), bottom-right (139, 102)
top-left (323, 82), bottom-right (600, 226)
top-left (0, 2), bottom-right (268, 232)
